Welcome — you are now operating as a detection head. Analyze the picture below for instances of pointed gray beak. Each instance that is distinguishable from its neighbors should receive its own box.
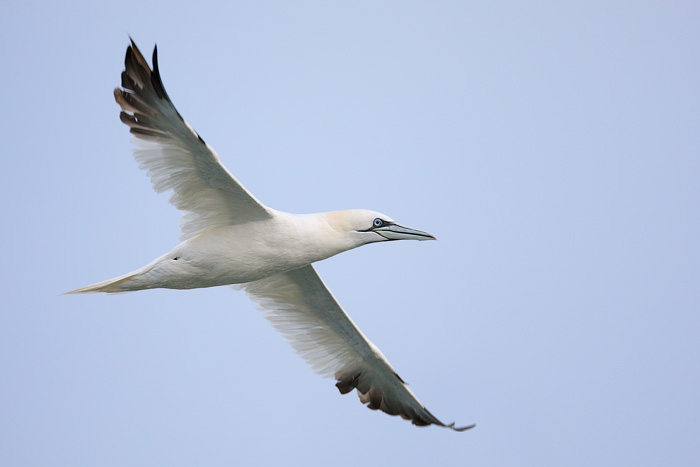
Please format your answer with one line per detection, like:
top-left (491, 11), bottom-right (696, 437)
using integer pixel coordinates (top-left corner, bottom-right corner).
top-left (375, 224), bottom-right (436, 241)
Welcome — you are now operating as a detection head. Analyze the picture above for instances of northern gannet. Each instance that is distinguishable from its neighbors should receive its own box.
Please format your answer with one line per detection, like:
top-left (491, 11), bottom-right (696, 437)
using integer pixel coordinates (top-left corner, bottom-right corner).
top-left (68, 41), bottom-right (474, 431)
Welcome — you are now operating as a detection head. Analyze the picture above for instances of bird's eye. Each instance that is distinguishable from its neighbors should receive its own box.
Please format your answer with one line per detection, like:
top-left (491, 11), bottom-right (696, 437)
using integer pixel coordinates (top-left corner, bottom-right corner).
top-left (373, 218), bottom-right (384, 228)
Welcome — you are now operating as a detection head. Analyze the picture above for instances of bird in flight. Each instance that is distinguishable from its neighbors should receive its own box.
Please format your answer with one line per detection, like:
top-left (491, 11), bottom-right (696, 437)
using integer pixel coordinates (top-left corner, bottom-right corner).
top-left (68, 40), bottom-right (473, 431)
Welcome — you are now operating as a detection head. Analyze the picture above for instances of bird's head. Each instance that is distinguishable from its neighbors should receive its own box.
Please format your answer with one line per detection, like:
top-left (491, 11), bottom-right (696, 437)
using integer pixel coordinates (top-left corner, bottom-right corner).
top-left (325, 209), bottom-right (436, 246)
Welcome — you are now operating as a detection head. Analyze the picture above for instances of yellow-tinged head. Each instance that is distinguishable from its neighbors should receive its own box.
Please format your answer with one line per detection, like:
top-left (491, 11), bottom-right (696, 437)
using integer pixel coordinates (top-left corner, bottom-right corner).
top-left (324, 209), bottom-right (436, 244)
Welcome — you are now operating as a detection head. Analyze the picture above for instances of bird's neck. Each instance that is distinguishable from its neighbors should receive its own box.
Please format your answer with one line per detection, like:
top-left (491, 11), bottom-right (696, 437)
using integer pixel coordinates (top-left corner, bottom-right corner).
top-left (274, 211), bottom-right (364, 264)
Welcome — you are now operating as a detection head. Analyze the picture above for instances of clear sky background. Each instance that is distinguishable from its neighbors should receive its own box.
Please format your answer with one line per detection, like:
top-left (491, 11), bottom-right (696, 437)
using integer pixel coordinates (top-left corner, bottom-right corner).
top-left (1, 1), bottom-right (698, 466)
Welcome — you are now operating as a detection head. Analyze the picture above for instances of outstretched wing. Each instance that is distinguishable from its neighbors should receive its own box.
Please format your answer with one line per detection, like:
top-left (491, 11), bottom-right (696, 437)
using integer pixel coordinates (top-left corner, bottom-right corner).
top-left (236, 265), bottom-right (473, 431)
top-left (114, 40), bottom-right (272, 240)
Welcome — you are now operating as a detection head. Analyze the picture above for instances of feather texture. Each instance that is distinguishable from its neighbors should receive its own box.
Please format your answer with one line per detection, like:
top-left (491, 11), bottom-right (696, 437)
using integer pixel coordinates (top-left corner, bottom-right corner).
top-left (237, 265), bottom-right (474, 431)
top-left (114, 40), bottom-right (272, 240)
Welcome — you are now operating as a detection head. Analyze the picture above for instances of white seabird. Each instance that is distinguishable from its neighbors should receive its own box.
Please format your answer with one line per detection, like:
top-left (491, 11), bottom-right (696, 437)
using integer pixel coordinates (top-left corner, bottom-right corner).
top-left (68, 41), bottom-right (474, 431)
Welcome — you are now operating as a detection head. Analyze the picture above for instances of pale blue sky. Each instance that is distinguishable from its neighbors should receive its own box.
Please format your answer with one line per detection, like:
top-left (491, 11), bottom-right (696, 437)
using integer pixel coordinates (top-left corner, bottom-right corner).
top-left (1, 1), bottom-right (699, 466)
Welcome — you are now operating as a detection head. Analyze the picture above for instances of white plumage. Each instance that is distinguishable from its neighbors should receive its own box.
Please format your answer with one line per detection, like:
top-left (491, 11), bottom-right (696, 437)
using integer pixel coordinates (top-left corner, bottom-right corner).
top-left (67, 40), bottom-right (473, 431)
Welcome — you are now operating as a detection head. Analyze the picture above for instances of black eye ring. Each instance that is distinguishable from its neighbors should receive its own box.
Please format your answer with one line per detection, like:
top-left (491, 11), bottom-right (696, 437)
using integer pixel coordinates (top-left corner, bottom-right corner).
top-left (373, 218), bottom-right (384, 228)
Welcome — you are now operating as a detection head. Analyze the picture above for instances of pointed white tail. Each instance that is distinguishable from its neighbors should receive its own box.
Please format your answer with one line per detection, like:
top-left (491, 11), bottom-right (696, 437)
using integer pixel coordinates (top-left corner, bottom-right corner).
top-left (64, 270), bottom-right (143, 294)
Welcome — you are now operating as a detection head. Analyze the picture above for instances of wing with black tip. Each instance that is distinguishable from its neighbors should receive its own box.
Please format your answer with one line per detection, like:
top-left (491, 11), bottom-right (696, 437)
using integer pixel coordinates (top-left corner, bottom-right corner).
top-left (114, 41), bottom-right (272, 240)
top-left (236, 265), bottom-right (474, 431)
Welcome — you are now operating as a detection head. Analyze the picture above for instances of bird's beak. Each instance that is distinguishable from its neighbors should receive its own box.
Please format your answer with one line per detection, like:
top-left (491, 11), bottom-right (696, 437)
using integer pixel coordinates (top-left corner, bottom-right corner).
top-left (375, 224), bottom-right (436, 241)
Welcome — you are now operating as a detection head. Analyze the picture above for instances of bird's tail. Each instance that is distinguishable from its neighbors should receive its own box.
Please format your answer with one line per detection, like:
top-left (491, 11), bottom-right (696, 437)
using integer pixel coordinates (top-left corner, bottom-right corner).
top-left (64, 270), bottom-right (142, 294)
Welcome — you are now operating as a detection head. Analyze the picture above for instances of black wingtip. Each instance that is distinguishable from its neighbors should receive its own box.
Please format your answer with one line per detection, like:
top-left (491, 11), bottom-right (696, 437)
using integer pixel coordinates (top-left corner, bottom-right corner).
top-left (127, 36), bottom-right (140, 56)
top-left (446, 422), bottom-right (476, 432)
top-left (150, 44), bottom-right (168, 100)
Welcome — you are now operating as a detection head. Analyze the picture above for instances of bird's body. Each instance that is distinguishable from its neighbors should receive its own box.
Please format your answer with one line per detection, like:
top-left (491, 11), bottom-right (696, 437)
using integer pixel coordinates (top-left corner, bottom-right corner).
top-left (74, 209), bottom-right (386, 292)
top-left (68, 40), bottom-right (473, 431)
